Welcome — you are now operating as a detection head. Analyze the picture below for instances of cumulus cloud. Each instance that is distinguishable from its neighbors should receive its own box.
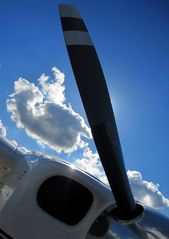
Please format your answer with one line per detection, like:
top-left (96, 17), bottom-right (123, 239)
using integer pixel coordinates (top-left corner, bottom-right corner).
top-left (0, 120), bottom-right (7, 138)
top-left (145, 227), bottom-right (169, 239)
top-left (102, 170), bottom-right (169, 208)
top-left (74, 153), bottom-right (169, 208)
top-left (38, 67), bottom-right (65, 105)
top-left (5, 66), bottom-right (169, 209)
top-left (0, 120), bottom-right (30, 154)
top-left (75, 146), bottom-right (102, 177)
top-left (128, 170), bottom-right (169, 208)
top-left (7, 67), bottom-right (91, 153)
top-left (9, 139), bottom-right (30, 154)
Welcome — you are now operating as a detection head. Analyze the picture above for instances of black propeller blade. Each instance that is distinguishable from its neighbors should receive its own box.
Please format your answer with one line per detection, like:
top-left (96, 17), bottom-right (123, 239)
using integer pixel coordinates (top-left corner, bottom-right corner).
top-left (59, 4), bottom-right (140, 220)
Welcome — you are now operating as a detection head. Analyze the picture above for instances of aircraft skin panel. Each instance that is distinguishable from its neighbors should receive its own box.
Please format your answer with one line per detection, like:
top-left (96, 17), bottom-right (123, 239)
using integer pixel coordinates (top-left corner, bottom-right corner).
top-left (0, 151), bottom-right (169, 239)
top-left (0, 138), bottom-right (29, 211)
top-left (0, 155), bottom-right (114, 239)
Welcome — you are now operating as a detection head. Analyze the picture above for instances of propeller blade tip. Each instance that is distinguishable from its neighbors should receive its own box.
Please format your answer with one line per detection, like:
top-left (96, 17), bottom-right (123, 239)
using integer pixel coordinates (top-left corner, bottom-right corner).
top-left (59, 4), bottom-right (81, 19)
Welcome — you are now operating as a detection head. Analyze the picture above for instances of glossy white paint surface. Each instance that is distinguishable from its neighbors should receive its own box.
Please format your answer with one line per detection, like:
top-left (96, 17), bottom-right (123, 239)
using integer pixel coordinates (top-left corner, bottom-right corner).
top-left (0, 141), bottom-right (114, 239)
top-left (0, 138), bottom-right (169, 238)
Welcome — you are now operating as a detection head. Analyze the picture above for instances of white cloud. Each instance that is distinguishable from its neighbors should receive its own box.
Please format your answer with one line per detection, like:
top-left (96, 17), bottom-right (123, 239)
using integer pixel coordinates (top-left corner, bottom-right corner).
top-left (74, 153), bottom-right (169, 208)
top-left (0, 120), bottom-right (30, 154)
top-left (9, 139), bottom-right (30, 154)
top-left (127, 170), bottom-right (169, 208)
top-left (7, 67), bottom-right (91, 153)
top-left (5, 66), bottom-right (169, 209)
top-left (75, 146), bottom-right (102, 177)
top-left (145, 227), bottom-right (169, 239)
top-left (0, 120), bottom-right (7, 138)
top-left (38, 67), bottom-right (65, 105)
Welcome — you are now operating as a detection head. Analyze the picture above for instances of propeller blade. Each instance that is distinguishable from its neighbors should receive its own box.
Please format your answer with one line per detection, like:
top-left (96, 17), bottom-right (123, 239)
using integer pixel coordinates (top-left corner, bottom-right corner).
top-left (59, 4), bottom-right (138, 220)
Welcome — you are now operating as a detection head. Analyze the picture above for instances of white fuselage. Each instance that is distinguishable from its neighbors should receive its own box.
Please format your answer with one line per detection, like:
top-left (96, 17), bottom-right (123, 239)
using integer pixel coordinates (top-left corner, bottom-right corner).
top-left (0, 138), bottom-right (114, 239)
top-left (1, 137), bottom-right (169, 239)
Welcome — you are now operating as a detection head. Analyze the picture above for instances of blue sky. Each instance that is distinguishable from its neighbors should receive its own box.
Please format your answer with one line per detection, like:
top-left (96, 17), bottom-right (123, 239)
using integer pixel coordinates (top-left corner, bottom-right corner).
top-left (0, 0), bottom-right (169, 216)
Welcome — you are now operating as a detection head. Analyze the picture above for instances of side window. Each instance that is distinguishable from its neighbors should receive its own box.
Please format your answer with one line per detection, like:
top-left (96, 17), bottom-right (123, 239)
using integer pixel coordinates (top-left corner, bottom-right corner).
top-left (37, 176), bottom-right (93, 225)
